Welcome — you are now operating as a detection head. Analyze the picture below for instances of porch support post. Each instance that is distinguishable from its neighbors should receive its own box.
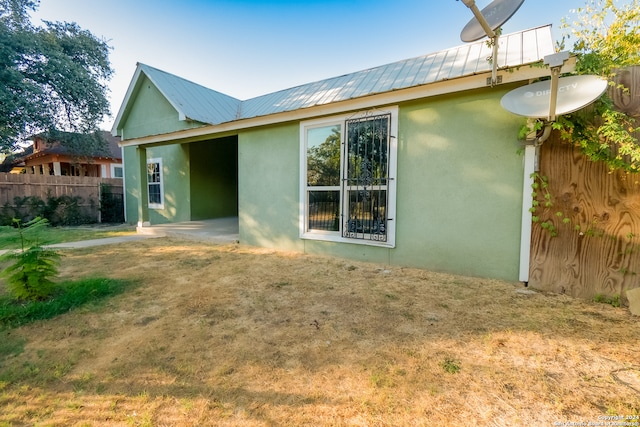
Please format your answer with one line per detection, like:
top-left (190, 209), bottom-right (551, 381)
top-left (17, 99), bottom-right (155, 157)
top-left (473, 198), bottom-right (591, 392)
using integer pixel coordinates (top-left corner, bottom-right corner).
top-left (519, 145), bottom-right (536, 282)
top-left (136, 146), bottom-right (150, 227)
top-left (53, 162), bottom-right (61, 176)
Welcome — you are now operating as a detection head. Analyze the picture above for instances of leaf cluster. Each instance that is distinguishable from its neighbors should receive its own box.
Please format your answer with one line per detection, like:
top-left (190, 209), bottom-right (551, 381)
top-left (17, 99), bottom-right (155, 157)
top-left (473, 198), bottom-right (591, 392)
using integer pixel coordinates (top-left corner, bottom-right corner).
top-left (561, 0), bottom-right (640, 75)
top-left (552, 0), bottom-right (640, 172)
top-left (0, 217), bottom-right (60, 301)
top-left (0, 0), bottom-right (113, 153)
top-left (307, 127), bottom-right (341, 186)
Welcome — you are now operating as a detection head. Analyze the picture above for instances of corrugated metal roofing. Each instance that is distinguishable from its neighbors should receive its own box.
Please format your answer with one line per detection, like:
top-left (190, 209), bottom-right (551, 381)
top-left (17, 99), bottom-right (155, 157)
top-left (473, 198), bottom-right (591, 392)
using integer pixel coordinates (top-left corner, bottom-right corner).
top-left (241, 26), bottom-right (553, 119)
top-left (114, 25), bottom-right (554, 133)
top-left (137, 64), bottom-right (242, 125)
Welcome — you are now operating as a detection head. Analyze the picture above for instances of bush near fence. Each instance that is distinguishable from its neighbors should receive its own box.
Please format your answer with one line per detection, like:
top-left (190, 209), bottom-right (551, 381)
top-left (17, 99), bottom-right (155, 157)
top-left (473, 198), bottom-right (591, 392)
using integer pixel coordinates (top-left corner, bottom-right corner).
top-left (0, 174), bottom-right (123, 226)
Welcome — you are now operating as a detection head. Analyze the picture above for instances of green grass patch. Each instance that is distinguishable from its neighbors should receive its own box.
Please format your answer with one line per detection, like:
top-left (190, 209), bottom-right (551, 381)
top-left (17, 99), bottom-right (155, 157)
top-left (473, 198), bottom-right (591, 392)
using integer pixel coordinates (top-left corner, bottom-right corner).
top-left (0, 330), bottom-right (26, 358)
top-left (0, 278), bottom-right (134, 330)
top-left (440, 357), bottom-right (461, 374)
top-left (0, 225), bottom-right (135, 250)
top-left (593, 293), bottom-right (621, 308)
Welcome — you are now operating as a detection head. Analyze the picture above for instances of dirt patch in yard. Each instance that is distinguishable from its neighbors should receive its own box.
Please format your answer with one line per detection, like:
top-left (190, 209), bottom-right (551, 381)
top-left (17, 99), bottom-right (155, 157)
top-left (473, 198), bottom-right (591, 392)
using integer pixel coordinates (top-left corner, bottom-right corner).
top-left (1, 238), bottom-right (638, 426)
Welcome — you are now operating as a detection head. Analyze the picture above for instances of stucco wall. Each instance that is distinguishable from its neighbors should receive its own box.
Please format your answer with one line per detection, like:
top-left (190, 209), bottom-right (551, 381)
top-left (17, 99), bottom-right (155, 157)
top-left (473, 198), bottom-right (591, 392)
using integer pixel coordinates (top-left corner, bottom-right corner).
top-left (237, 88), bottom-right (525, 281)
top-left (123, 144), bottom-right (191, 224)
top-left (238, 124), bottom-right (304, 252)
top-left (392, 88), bottom-right (525, 280)
top-left (123, 146), bottom-right (139, 223)
top-left (120, 75), bottom-right (203, 139)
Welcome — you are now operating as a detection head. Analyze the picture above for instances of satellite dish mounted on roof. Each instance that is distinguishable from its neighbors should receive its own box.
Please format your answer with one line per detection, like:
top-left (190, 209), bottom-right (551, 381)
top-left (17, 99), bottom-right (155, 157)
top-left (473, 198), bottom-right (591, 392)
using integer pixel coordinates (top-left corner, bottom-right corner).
top-left (460, 0), bottom-right (525, 42)
top-left (459, 0), bottom-right (525, 86)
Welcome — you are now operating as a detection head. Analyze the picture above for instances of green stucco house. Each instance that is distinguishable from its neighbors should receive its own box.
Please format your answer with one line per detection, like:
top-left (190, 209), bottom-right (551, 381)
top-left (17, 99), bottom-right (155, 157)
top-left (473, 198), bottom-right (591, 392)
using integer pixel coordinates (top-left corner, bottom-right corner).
top-left (112, 25), bottom-right (563, 282)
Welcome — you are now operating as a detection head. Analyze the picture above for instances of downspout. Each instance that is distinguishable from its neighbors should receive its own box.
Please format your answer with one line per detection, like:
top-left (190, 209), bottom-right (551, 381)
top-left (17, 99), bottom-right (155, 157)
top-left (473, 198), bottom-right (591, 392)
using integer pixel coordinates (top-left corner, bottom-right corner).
top-left (518, 123), bottom-right (551, 284)
top-left (519, 52), bottom-right (568, 283)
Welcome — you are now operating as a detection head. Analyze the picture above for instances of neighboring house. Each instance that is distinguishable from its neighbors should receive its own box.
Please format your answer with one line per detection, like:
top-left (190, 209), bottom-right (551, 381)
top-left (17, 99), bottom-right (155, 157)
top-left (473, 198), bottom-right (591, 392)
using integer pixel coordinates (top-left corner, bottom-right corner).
top-left (22, 131), bottom-right (123, 178)
top-left (112, 25), bottom-right (566, 282)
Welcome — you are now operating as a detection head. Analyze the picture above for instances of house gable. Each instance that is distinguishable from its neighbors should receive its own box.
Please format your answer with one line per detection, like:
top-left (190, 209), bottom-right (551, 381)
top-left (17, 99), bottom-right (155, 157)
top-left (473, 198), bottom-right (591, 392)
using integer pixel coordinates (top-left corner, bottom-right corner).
top-left (112, 63), bottom-right (242, 140)
top-left (119, 74), bottom-right (206, 140)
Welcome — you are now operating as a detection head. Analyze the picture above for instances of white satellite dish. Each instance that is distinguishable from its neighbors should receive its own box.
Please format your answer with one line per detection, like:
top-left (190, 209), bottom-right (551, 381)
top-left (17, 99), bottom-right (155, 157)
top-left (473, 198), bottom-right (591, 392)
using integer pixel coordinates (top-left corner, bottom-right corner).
top-left (460, 0), bottom-right (525, 42)
top-left (500, 75), bottom-right (608, 118)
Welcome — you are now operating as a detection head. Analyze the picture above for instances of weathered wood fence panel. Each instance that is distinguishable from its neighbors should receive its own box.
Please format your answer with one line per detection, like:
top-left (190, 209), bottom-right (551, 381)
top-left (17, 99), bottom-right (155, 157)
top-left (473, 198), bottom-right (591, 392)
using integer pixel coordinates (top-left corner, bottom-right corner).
top-left (0, 174), bottom-right (123, 223)
top-left (529, 134), bottom-right (640, 300)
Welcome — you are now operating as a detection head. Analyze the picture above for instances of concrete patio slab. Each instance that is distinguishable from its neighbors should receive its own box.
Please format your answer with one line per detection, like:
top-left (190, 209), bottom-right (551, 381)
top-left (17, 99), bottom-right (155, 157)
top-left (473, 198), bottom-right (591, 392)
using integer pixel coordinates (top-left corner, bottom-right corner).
top-left (136, 217), bottom-right (240, 244)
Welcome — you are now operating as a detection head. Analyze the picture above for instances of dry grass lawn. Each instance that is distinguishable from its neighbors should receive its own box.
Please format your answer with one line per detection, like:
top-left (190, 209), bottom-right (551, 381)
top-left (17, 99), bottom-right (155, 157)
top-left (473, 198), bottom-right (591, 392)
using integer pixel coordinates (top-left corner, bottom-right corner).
top-left (0, 238), bottom-right (638, 426)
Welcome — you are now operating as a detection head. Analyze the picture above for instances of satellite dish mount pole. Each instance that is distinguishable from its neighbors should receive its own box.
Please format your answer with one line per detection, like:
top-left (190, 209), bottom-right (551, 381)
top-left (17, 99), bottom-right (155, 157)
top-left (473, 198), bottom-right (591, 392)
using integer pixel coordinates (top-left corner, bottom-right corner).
top-left (544, 51), bottom-right (570, 122)
top-left (529, 51), bottom-right (571, 149)
top-left (461, 0), bottom-right (499, 86)
top-left (490, 32), bottom-right (500, 87)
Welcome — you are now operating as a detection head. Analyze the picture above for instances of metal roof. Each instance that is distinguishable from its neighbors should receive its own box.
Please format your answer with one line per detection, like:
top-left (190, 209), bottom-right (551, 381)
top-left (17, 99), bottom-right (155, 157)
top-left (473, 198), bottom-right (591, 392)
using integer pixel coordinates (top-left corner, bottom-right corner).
top-left (113, 25), bottom-right (554, 134)
top-left (138, 64), bottom-right (242, 124)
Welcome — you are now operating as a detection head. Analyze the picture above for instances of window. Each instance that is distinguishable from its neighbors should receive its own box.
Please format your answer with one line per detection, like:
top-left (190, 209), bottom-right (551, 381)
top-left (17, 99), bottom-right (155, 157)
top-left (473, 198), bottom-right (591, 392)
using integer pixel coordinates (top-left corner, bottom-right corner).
top-left (300, 107), bottom-right (397, 247)
top-left (111, 164), bottom-right (123, 178)
top-left (147, 158), bottom-right (164, 209)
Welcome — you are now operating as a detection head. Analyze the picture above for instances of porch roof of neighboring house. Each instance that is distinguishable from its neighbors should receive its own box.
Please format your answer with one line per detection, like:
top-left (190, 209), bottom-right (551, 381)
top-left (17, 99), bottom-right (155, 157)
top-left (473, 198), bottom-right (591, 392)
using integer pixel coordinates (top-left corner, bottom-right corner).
top-left (24, 131), bottom-right (122, 163)
top-left (112, 25), bottom-right (556, 139)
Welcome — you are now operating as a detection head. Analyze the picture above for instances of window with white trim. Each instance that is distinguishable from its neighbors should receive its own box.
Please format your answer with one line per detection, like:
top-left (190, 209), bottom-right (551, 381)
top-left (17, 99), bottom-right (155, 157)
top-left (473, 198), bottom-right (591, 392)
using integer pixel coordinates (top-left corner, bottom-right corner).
top-left (147, 158), bottom-right (164, 209)
top-left (111, 164), bottom-right (123, 178)
top-left (300, 107), bottom-right (397, 247)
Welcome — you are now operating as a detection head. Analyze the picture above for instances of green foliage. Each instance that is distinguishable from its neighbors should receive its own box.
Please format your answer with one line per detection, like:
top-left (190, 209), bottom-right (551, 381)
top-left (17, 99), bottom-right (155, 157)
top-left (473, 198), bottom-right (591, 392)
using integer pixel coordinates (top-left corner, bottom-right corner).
top-left (40, 129), bottom-right (111, 160)
top-left (561, 0), bottom-right (640, 75)
top-left (0, 217), bottom-right (60, 301)
top-left (307, 127), bottom-right (341, 186)
top-left (0, 194), bottom-right (91, 226)
top-left (1, 245), bottom-right (60, 300)
top-left (530, 173), bottom-right (563, 235)
top-left (0, 278), bottom-right (133, 329)
top-left (0, 0), bottom-right (113, 153)
top-left (440, 357), bottom-right (461, 374)
top-left (551, 0), bottom-right (640, 172)
top-left (592, 293), bottom-right (621, 307)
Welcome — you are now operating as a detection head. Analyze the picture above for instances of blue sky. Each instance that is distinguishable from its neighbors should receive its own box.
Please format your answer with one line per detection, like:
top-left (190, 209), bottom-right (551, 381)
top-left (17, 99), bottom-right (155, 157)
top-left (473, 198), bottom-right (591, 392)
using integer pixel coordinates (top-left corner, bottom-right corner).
top-left (31, 0), bottom-right (590, 129)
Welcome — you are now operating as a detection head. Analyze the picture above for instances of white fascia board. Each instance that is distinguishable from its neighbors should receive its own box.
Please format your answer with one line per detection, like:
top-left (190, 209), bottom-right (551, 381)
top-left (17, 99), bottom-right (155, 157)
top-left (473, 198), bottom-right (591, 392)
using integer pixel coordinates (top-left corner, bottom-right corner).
top-left (118, 63), bottom-right (559, 148)
top-left (111, 64), bottom-right (145, 136)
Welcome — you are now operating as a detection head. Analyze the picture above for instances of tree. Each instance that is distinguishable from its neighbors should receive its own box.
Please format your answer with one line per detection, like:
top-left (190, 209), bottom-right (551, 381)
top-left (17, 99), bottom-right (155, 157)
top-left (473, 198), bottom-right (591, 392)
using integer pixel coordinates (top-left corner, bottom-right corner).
top-left (307, 127), bottom-right (341, 186)
top-left (0, 0), bottom-right (113, 154)
top-left (551, 0), bottom-right (640, 172)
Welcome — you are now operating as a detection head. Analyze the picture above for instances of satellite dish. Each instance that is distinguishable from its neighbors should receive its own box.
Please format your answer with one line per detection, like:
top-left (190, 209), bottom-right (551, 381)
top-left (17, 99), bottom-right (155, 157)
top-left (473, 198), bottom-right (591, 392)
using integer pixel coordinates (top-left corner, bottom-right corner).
top-left (461, 0), bottom-right (525, 42)
top-left (500, 75), bottom-right (608, 118)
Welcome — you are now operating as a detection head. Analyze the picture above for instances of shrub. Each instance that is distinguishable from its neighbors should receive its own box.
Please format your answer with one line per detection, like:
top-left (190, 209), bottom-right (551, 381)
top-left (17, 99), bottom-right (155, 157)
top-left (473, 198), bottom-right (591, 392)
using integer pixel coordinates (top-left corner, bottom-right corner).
top-left (0, 217), bottom-right (61, 301)
top-left (0, 194), bottom-right (92, 226)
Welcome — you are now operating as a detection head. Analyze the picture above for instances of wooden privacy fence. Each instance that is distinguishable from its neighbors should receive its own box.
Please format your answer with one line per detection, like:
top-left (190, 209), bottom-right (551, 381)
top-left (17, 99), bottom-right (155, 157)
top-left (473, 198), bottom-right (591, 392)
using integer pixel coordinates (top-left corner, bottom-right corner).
top-left (0, 174), bottom-right (123, 223)
top-left (529, 133), bottom-right (640, 301)
top-left (529, 65), bottom-right (640, 302)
